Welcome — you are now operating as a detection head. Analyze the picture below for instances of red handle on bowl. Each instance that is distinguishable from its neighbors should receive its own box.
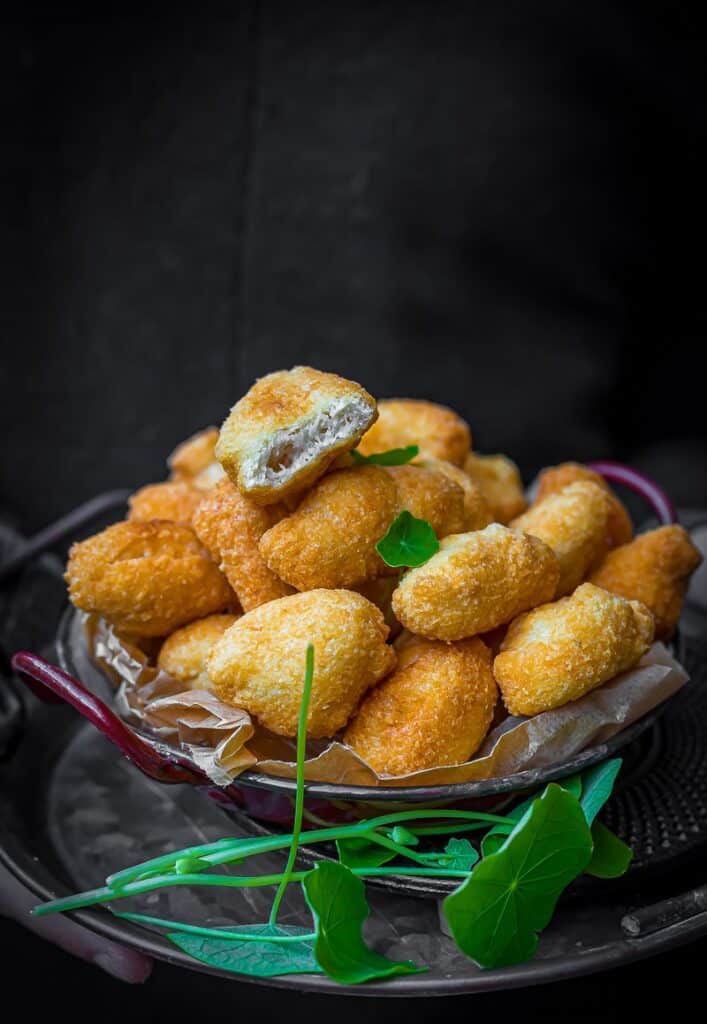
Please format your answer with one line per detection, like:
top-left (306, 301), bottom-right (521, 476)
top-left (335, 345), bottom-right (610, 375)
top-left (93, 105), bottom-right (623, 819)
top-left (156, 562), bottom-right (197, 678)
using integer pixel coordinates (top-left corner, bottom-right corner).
top-left (11, 651), bottom-right (208, 786)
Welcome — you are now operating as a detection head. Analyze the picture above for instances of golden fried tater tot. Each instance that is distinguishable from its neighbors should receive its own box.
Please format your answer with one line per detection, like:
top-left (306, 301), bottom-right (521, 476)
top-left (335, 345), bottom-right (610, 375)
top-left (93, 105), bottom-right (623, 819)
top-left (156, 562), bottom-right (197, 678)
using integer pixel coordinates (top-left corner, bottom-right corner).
top-left (259, 466), bottom-right (398, 590)
top-left (463, 452), bottom-right (527, 524)
top-left (215, 366), bottom-right (377, 504)
top-left (207, 590), bottom-right (396, 737)
top-left (416, 457), bottom-right (493, 531)
top-left (344, 634), bottom-right (497, 775)
top-left (158, 614), bottom-right (239, 689)
top-left (385, 464), bottom-right (467, 537)
top-left (192, 479), bottom-right (293, 611)
top-left (168, 427), bottom-right (225, 490)
top-left (65, 521), bottom-right (235, 638)
top-left (511, 481), bottom-right (610, 596)
top-left (589, 525), bottom-right (702, 640)
top-left (128, 481), bottom-right (204, 527)
top-left (494, 582), bottom-right (654, 716)
top-left (356, 398), bottom-right (471, 466)
top-left (534, 462), bottom-right (633, 548)
top-left (391, 523), bottom-right (559, 640)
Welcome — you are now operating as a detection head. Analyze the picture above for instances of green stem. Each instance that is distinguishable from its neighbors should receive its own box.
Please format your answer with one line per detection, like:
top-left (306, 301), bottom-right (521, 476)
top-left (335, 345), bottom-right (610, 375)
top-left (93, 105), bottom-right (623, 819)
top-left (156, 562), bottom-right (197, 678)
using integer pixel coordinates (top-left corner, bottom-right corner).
top-left (268, 644), bottom-right (314, 927)
top-left (115, 911), bottom-right (317, 944)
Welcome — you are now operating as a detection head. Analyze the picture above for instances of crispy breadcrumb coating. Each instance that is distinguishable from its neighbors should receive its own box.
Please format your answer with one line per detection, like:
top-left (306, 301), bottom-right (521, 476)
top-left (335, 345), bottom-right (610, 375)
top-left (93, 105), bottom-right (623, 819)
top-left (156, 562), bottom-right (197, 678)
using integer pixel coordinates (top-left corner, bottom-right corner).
top-left (215, 366), bottom-right (377, 504)
top-left (493, 582), bottom-right (654, 716)
top-left (534, 462), bottom-right (633, 548)
top-left (391, 523), bottom-right (559, 640)
top-left (416, 457), bottom-right (493, 531)
top-left (357, 398), bottom-right (471, 466)
top-left (344, 634), bottom-right (497, 775)
top-left (157, 614), bottom-right (239, 689)
top-left (463, 452), bottom-right (527, 524)
top-left (65, 520), bottom-right (235, 637)
top-left (589, 525), bottom-right (702, 640)
top-left (192, 479), bottom-right (293, 611)
top-left (511, 481), bottom-right (610, 596)
top-left (258, 466), bottom-right (398, 590)
top-left (207, 590), bottom-right (396, 737)
top-left (385, 464), bottom-right (468, 537)
top-left (128, 481), bottom-right (204, 527)
top-left (168, 427), bottom-right (225, 490)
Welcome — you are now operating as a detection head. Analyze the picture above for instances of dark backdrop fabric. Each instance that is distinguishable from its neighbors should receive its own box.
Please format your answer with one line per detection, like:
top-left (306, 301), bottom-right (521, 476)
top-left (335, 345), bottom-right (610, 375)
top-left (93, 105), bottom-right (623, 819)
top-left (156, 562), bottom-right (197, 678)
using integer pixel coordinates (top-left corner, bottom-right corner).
top-left (2, 3), bottom-right (707, 532)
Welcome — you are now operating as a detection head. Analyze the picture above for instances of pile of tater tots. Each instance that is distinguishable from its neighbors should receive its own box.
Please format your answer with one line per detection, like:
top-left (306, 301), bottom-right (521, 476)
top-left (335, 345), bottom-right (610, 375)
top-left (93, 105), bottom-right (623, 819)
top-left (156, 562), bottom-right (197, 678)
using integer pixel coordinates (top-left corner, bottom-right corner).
top-left (65, 366), bottom-right (702, 776)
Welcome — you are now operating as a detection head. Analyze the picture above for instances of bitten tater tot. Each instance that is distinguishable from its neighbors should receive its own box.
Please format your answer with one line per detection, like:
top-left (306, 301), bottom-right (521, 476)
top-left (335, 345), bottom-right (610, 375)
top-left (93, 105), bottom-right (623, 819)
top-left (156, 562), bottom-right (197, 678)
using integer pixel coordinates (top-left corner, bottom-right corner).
top-left (391, 523), bottom-right (559, 640)
top-left (206, 590), bottom-right (396, 737)
top-left (533, 462), bottom-right (633, 548)
top-left (494, 582), bottom-right (654, 716)
top-left (158, 614), bottom-right (239, 689)
top-left (463, 452), bottom-right (527, 524)
top-left (356, 399), bottom-right (471, 466)
top-left (344, 634), bottom-right (497, 775)
top-left (385, 464), bottom-right (467, 537)
top-left (510, 481), bottom-right (610, 596)
top-left (65, 521), bottom-right (235, 637)
top-left (258, 466), bottom-right (399, 590)
top-left (215, 366), bottom-right (377, 504)
top-left (128, 481), bottom-right (204, 526)
top-left (416, 457), bottom-right (493, 531)
top-left (192, 479), bottom-right (293, 611)
top-left (589, 525), bottom-right (702, 640)
top-left (168, 427), bottom-right (226, 490)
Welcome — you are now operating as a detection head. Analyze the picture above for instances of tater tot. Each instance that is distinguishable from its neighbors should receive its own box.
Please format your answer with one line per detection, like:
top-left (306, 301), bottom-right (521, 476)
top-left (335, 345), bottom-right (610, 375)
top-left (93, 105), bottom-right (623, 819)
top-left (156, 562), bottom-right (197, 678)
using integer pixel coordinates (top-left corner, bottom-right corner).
top-left (207, 590), bottom-right (396, 737)
top-left (158, 614), bottom-right (239, 689)
top-left (463, 452), bottom-right (527, 524)
top-left (259, 466), bottom-right (398, 590)
top-left (589, 525), bottom-right (702, 640)
top-left (416, 458), bottom-right (493, 531)
top-left (356, 398), bottom-right (471, 466)
top-left (65, 521), bottom-right (235, 637)
top-left (510, 481), bottom-right (610, 596)
top-left (215, 366), bottom-right (377, 504)
top-left (534, 462), bottom-right (633, 548)
top-left (344, 634), bottom-right (497, 775)
top-left (192, 479), bottom-right (293, 611)
top-left (385, 464), bottom-right (467, 537)
top-left (391, 523), bottom-right (559, 640)
top-left (494, 582), bottom-right (654, 716)
top-left (128, 481), bottom-right (204, 526)
top-left (168, 427), bottom-right (225, 490)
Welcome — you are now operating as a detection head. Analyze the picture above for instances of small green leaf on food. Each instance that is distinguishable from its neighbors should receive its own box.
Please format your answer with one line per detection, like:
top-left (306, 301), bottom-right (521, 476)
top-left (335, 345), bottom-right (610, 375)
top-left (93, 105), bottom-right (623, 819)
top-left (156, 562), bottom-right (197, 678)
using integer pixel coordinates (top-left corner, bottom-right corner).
top-left (585, 820), bottom-right (633, 878)
top-left (302, 861), bottom-right (425, 984)
top-left (580, 759), bottom-right (622, 825)
top-left (351, 445), bottom-right (419, 466)
top-left (166, 923), bottom-right (322, 977)
top-left (443, 785), bottom-right (593, 969)
top-left (375, 511), bottom-right (439, 568)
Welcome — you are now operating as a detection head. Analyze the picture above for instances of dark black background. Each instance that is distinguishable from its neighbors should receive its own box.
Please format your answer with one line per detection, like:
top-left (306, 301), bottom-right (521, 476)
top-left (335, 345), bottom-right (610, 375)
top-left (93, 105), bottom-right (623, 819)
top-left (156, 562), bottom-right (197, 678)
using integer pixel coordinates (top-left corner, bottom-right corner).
top-left (2, 3), bottom-right (707, 1017)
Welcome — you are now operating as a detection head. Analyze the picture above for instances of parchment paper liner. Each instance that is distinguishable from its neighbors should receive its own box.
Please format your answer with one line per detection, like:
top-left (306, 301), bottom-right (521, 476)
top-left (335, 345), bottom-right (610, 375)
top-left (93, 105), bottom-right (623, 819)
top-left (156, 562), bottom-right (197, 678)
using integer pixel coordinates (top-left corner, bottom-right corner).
top-left (85, 615), bottom-right (689, 789)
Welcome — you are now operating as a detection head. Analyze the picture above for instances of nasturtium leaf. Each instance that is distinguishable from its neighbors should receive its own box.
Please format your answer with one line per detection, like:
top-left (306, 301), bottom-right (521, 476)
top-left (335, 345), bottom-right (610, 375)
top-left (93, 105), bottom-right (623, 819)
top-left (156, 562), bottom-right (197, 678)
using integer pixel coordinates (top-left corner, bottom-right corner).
top-left (166, 923), bottom-right (322, 977)
top-left (443, 785), bottom-right (594, 969)
top-left (302, 861), bottom-right (425, 983)
top-left (336, 836), bottom-right (397, 870)
top-left (560, 774), bottom-right (583, 799)
top-left (480, 775), bottom-right (583, 857)
top-left (585, 820), bottom-right (633, 878)
top-left (438, 838), bottom-right (478, 872)
top-left (375, 511), bottom-right (439, 568)
top-left (580, 758), bottom-right (622, 825)
top-left (351, 445), bottom-right (419, 466)
top-left (390, 826), bottom-right (419, 847)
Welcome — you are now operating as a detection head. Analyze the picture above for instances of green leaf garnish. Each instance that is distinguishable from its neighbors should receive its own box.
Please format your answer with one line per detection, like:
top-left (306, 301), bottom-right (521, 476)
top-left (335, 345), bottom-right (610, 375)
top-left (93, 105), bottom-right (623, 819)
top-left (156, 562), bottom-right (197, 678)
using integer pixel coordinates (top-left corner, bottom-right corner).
top-left (375, 510), bottom-right (439, 568)
top-left (302, 860), bottom-right (425, 983)
top-left (580, 758), bottom-right (622, 825)
top-left (438, 838), bottom-right (478, 871)
top-left (585, 820), bottom-right (633, 878)
top-left (167, 923), bottom-right (321, 977)
top-left (336, 836), bottom-right (397, 870)
top-left (350, 445), bottom-right (419, 466)
top-left (443, 785), bottom-right (593, 969)
top-left (480, 775), bottom-right (584, 857)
